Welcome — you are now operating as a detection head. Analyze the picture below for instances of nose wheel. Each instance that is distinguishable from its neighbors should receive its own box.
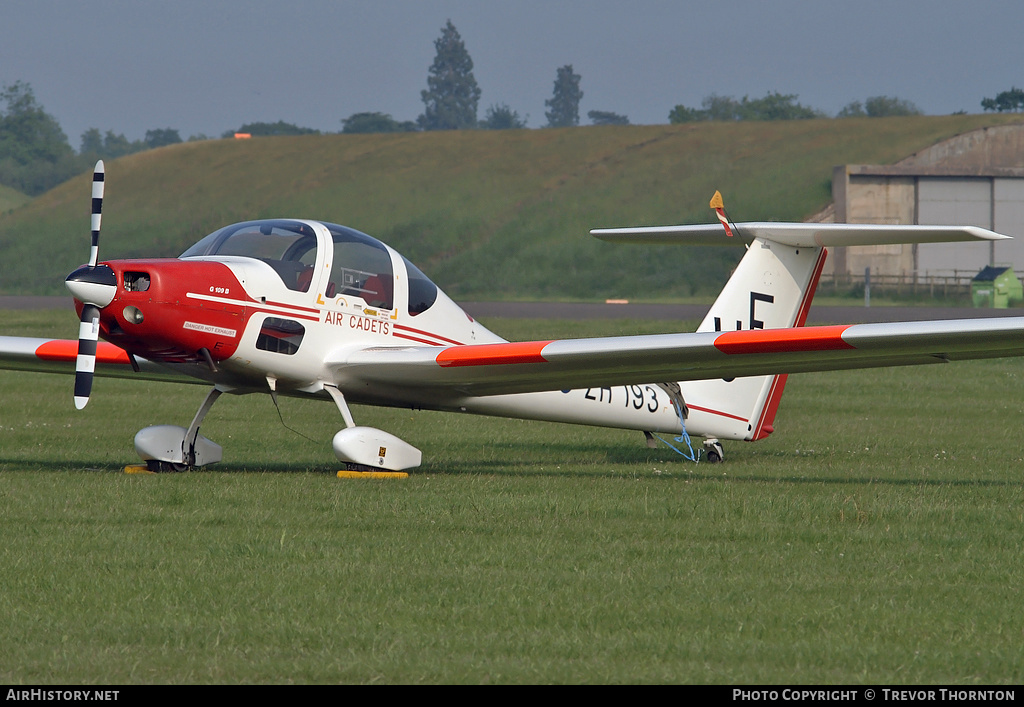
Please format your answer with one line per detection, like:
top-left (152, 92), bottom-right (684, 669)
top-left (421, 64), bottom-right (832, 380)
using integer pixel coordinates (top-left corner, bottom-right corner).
top-left (131, 387), bottom-right (224, 471)
top-left (142, 460), bottom-right (191, 473)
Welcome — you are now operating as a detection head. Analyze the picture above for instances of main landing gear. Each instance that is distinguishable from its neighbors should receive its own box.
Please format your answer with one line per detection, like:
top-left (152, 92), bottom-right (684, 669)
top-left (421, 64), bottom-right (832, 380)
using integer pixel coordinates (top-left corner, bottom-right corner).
top-left (127, 384), bottom-right (421, 477)
top-left (324, 386), bottom-right (420, 478)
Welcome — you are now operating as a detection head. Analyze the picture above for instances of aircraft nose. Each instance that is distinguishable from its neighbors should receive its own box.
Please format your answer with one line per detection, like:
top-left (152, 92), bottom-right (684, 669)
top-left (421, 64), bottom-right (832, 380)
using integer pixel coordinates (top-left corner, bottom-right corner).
top-left (65, 264), bottom-right (117, 308)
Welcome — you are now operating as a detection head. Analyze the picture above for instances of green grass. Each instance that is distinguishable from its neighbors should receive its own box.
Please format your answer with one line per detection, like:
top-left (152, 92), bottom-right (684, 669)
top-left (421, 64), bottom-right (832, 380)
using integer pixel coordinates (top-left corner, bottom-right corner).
top-left (2, 115), bottom-right (1022, 300)
top-left (1, 310), bottom-right (1023, 683)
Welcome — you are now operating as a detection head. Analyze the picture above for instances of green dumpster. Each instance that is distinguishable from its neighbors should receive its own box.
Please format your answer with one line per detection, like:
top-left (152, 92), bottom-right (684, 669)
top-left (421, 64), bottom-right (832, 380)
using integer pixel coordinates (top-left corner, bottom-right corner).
top-left (971, 265), bottom-right (1023, 308)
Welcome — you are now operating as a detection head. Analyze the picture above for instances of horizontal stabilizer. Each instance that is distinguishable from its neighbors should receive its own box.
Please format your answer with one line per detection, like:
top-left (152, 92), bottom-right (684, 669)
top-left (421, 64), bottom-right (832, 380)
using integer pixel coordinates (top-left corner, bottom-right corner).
top-left (591, 222), bottom-right (1009, 248)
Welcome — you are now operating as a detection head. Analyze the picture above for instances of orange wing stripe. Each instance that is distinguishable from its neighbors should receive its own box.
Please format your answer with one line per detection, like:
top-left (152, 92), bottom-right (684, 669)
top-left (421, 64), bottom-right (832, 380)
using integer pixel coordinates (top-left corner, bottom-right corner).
top-left (715, 325), bottom-right (854, 354)
top-left (436, 341), bottom-right (552, 367)
top-left (35, 340), bottom-right (132, 365)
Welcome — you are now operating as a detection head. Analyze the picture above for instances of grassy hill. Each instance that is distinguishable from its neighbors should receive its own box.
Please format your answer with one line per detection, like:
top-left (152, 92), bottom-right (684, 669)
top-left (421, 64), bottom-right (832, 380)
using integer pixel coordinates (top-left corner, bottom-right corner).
top-left (0, 183), bottom-right (30, 213)
top-left (2, 114), bottom-right (1021, 298)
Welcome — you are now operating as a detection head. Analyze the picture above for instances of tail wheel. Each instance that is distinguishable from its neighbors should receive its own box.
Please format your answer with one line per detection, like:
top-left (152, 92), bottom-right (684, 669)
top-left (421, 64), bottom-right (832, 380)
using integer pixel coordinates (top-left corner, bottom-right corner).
top-left (703, 439), bottom-right (724, 463)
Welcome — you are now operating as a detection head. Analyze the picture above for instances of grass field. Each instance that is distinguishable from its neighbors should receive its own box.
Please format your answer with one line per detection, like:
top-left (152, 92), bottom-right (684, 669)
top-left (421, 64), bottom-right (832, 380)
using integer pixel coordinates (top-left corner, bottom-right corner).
top-left (1, 310), bottom-right (1022, 683)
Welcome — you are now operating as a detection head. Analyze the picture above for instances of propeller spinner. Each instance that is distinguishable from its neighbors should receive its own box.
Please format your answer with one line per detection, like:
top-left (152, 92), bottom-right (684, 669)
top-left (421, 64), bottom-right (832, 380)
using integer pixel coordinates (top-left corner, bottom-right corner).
top-left (65, 161), bottom-right (116, 409)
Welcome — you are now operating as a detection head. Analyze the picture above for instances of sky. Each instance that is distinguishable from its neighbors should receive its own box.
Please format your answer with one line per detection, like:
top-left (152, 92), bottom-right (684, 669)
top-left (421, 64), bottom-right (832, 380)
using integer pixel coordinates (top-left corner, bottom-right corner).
top-left (2, 0), bottom-right (1023, 146)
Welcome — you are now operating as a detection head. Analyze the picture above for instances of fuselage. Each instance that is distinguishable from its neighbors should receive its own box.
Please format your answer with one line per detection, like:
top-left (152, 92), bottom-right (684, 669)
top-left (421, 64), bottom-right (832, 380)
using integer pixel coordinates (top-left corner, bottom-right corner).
top-left (80, 219), bottom-right (690, 437)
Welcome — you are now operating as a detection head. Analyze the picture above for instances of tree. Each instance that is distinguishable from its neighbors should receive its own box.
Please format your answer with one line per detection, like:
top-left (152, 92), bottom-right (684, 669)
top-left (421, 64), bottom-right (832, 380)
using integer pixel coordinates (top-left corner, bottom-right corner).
top-left (669, 94), bottom-right (738, 122)
top-left (981, 87), bottom-right (1024, 113)
top-left (479, 103), bottom-right (528, 130)
top-left (341, 112), bottom-right (417, 134)
top-left (838, 96), bottom-right (921, 118)
top-left (418, 20), bottom-right (481, 131)
top-left (738, 92), bottom-right (822, 120)
top-left (0, 81), bottom-right (79, 195)
top-left (79, 128), bottom-right (144, 159)
top-left (863, 96), bottom-right (922, 117)
top-left (836, 101), bottom-right (866, 118)
top-left (701, 94), bottom-right (742, 121)
top-left (79, 128), bottom-right (104, 156)
top-left (669, 92), bottom-right (822, 123)
top-left (0, 81), bottom-right (73, 165)
top-left (223, 121), bottom-right (318, 138)
top-left (864, 95), bottom-right (921, 117)
top-left (144, 128), bottom-right (183, 148)
top-left (667, 104), bottom-right (704, 123)
top-left (587, 110), bottom-right (629, 126)
top-left (545, 65), bottom-right (583, 127)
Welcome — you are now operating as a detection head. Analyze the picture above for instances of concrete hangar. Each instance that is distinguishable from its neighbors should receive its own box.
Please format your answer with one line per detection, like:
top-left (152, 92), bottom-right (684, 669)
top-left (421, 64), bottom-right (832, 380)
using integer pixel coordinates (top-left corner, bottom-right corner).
top-left (813, 123), bottom-right (1024, 285)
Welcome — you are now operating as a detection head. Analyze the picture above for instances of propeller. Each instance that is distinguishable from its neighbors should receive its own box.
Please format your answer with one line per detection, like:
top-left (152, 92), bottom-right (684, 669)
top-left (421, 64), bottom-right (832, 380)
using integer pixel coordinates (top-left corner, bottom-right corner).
top-left (65, 161), bottom-right (116, 409)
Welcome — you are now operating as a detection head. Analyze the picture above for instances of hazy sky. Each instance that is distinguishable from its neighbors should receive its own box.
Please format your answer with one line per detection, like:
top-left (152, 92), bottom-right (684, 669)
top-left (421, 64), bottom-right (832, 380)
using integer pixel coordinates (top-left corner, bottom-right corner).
top-left (3, 0), bottom-right (1023, 145)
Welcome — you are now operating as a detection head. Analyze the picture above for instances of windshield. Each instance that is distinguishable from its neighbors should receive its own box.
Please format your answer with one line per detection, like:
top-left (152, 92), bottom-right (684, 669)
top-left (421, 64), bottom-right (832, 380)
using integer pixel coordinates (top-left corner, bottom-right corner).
top-left (181, 220), bottom-right (318, 292)
top-left (181, 219), bottom-right (441, 314)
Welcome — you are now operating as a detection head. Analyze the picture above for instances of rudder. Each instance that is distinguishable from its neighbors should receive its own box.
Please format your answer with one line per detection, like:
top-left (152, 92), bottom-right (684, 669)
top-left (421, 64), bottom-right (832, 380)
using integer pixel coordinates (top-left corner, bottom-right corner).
top-left (680, 238), bottom-right (827, 441)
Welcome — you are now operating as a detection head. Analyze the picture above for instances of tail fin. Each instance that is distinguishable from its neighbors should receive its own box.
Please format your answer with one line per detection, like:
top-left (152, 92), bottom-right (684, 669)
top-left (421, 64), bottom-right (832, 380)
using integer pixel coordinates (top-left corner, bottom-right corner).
top-left (682, 238), bottom-right (828, 441)
top-left (590, 200), bottom-right (1007, 442)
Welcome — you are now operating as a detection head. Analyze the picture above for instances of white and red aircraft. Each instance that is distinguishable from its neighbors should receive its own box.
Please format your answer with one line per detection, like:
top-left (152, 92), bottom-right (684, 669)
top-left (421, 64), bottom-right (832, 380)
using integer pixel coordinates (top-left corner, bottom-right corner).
top-left (2, 162), bottom-right (1023, 474)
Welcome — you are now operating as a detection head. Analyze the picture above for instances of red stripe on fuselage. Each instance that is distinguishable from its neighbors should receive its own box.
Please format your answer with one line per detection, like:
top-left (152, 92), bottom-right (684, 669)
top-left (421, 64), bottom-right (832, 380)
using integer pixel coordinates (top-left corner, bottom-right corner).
top-left (687, 404), bottom-right (749, 423)
top-left (436, 341), bottom-right (552, 367)
top-left (394, 331), bottom-right (446, 346)
top-left (253, 306), bottom-right (320, 322)
top-left (264, 300), bottom-right (321, 315)
top-left (393, 324), bottom-right (464, 346)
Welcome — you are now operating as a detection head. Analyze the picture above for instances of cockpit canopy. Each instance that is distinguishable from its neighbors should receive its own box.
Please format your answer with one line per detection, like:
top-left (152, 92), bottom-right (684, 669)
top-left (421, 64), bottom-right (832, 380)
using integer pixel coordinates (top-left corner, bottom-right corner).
top-left (181, 219), bottom-right (438, 315)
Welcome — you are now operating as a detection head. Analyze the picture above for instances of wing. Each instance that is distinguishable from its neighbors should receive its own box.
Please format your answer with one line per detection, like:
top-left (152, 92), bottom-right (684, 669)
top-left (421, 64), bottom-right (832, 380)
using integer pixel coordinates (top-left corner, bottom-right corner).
top-left (331, 317), bottom-right (1024, 398)
top-left (0, 336), bottom-right (195, 384)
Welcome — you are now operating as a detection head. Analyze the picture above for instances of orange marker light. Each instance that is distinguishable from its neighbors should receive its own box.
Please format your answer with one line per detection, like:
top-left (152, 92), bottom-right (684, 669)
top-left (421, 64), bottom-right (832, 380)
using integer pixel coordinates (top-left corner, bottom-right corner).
top-left (710, 190), bottom-right (734, 237)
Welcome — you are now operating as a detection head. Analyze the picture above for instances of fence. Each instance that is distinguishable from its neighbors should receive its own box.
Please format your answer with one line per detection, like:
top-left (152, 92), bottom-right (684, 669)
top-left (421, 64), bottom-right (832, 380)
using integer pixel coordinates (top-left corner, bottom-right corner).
top-left (819, 270), bottom-right (1023, 299)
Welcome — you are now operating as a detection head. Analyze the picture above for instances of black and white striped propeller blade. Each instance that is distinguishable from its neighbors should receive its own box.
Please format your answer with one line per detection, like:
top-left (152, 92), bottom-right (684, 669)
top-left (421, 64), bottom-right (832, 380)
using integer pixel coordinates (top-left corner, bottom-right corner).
top-left (88, 159), bottom-right (103, 266)
top-left (65, 161), bottom-right (116, 410)
top-left (74, 305), bottom-right (101, 409)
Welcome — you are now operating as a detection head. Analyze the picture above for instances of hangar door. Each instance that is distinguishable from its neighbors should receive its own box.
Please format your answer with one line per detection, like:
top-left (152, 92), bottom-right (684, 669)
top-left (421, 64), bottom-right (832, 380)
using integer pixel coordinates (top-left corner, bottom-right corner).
top-left (916, 178), bottom-right (1024, 274)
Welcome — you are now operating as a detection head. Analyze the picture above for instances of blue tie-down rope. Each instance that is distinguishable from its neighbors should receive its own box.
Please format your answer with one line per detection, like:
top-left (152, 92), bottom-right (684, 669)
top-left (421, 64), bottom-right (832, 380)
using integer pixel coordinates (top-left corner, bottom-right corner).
top-left (653, 401), bottom-right (700, 462)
